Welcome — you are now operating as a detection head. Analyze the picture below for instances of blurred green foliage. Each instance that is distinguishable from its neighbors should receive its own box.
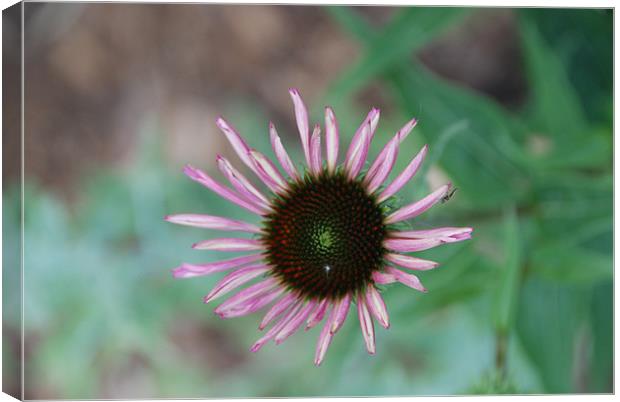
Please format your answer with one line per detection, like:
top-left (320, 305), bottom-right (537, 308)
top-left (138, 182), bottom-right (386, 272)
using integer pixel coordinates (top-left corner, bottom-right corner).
top-left (4, 6), bottom-right (612, 397)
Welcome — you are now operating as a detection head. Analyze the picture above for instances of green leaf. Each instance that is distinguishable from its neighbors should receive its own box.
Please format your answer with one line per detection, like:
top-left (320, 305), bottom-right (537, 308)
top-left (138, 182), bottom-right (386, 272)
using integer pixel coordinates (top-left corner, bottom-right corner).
top-left (493, 207), bottom-right (521, 333)
top-left (588, 280), bottom-right (612, 392)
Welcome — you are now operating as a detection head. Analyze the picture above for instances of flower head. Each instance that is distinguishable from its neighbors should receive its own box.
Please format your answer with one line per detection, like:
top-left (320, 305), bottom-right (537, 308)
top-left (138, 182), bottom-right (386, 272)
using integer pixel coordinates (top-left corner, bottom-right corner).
top-left (166, 89), bottom-right (472, 365)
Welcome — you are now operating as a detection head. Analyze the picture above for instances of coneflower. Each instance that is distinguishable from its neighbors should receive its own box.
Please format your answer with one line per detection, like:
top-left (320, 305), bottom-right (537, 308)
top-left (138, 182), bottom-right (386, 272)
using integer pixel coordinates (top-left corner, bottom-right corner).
top-left (166, 89), bottom-right (472, 365)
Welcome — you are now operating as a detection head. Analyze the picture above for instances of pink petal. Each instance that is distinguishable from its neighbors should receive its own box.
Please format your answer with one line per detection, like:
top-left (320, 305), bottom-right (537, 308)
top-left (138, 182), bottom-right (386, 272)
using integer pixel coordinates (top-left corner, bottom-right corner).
top-left (249, 150), bottom-right (288, 194)
top-left (325, 107), bottom-right (339, 172)
top-left (204, 264), bottom-right (269, 303)
top-left (314, 304), bottom-right (336, 366)
top-left (164, 214), bottom-right (261, 233)
top-left (171, 254), bottom-right (263, 278)
top-left (289, 88), bottom-right (311, 168)
top-left (182, 165), bottom-right (264, 215)
top-left (218, 287), bottom-right (284, 319)
top-left (274, 302), bottom-right (316, 344)
top-left (386, 183), bottom-right (451, 224)
top-left (365, 136), bottom-right (398, 194)
top-left (344, 121), bottom-right (371, 180)
top-left (251, 302), bottom-right (301, 352)
top-left (385, 253), bottom-right (439, 271)
top-left (259, 292), bottom-right (297, 330)
top-left (365, 285), bottom-right (389, 329)
top-left (385, 266), bottom-right (427, 293)
top-left (216, 117), bottom-right (254, 169)
top-left (330, 294), bottom-right (351, 334)
top-left (309, 124), bottom-right (322, 175)
top-left (344, 109), bottom-right (378, 170)
top-left (395, 227), bottom-right (473, 242)
top-left (192, 237), bottom-right (265, 252)
top-left (357, 295), bottom-right (376, 355)
top-left (372, 270), bottom-right (397, 285)
top-left (306, 298), bottom-right (329, 330)
top-left (214, 278), bottom-right (280, 317)
top-left (378, 145), bottom-right (428, 203)
top-left (216, 156), bottom-right (271, 210)
top-left (385, 238), bottom-right (445, 253)
top-left (365, 118), bottom-right (417, 184)
top-left (269, 123), bottom-right (299, 180)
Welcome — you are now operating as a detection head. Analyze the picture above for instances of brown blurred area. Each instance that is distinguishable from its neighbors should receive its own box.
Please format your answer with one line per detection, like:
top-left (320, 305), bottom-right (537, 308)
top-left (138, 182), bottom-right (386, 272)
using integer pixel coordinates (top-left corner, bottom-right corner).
top-left (5, 4), bottom-right (524, 199)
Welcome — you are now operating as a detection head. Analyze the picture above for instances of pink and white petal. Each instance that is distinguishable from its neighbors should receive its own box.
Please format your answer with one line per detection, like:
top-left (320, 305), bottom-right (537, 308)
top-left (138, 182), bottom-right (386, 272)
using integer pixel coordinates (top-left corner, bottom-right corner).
top-left (219, 287), bottom-right (284, 319)
top-left (330, 294), bottom-right (352, 334)
top-left (365, 285), bottom-right (389, 329)
top-left (385, 253), bottom-right (439, 271)
top-left (385, 266), bottom-right (427, 293)
top-left (164, 214), bottom-right (261, 234)
top-left (259, 292), bottom-right (298, 330)
top-left (366, 137), bottom-right (399, 194)
top-left (183, 165), bottom-right (265, 215)
top-left (365, 118), bottom-right (417, 183)
top-left (289, 88), bottom-right (311, 167)
top-left (357, 295), bottom-right (376, 355)
top-left (251, 302), bottom-right (301, 352)
top-left (192, 237), bottom-right (265, 252)
top-left (378, 145), bottom-right (428, 203)
top-left (395, 227), bottom-right (473, 242)
top-left (325, 107), bottom-right (339, 172)
top-left (384, 238), bottom-right (445, 253)
top-left (214, 277), bottom-right (279, 316)
top-left (216, 117), bottom-right (254, 169)
top-left (269, 123), bottom-right (299, 180)
top-left (386, 183), bottom-right (452, 224)
top-left (249, 150), bottom-right (288, 194)
top-left (217, 156), bottom-right (271, 209)
top-left (310, 125), bottom-right (322, 175)
top-left (172, 254), bottom-right (263, 278)
top-left (274, 302), bottom-right (316, 344)
top-left (345, 108), bottom-right (378, 167)
top-left (344, 122), bottom-right (371, 180)
top-left (372, 270), bottom-right (397, 285)
top-left (306, 298), bottom-right (329, 330)
top-left (314, 305), bottom-right (336, 366)
top-left (204, 264), bottom-right (269, 303)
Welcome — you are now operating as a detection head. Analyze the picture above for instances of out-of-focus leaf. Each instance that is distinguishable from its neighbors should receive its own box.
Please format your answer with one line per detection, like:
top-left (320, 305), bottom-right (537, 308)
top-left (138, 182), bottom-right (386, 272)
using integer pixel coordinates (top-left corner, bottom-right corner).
top-left (493, 207), bottom-right (521, 333)
top-left (327, 7), bottom-right (467, 101)
top-left (588, 280), bottom-right (612, 392)
top-left (515, 278), bottom-right (588, 393)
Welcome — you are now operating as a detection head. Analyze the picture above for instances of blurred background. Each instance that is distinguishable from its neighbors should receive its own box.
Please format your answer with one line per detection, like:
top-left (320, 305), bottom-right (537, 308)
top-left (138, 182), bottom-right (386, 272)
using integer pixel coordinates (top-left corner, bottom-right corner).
top-left (2, 4), bottom-right (613, 398)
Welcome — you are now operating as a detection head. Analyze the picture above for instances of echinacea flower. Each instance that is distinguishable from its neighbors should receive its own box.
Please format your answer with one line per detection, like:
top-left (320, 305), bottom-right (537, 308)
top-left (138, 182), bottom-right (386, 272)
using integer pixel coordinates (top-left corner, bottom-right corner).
top-left (166, 89), bottom-right (472, 366)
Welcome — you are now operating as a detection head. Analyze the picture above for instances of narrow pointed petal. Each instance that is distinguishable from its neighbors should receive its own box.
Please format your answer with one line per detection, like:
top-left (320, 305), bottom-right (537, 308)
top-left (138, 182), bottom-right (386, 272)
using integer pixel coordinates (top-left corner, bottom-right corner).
top-left (325, 107), bottom-right (339, 172)
top-left (249, 150), bottom-right (288, 194)
top-left (216, 117), bottom-right (254, 169)
top-left (218, 287), bottom-right (284, 319)
top-left (345, 109), bottom-right (378, 170)
top-left (394, 227), bottom-right (473, 242)
top-left (330, 294), bottom-right (351, 334)
top-left (192, 237), bottom-right (265, 252)
top-left (309, 125), bottom-right (322, 174)
top-left (314, 305), bottom-right (336, 366)
top-left (357, 296), bottom-right (376, 355)
top-left (365, 137), bottom-right (398, 194)
top-left (365, 118), bottom-right (417, 183)
top-left (183, 165), bottom-right (264, 215)
top-left (378, 145), bottom-right (428, 203)
top-left (217, 156), bottom-right (271, 209)
top-left (372, 270), bottom-right (397, 285)
top-left (269, 123), bottom-right (299, 180)
top-left (251, 302), bottom-right (301, 352)
top-left (365, 285), bottom-right (389, 329)
top-left (344, 122), bottom-right (371, 180)
top-left (385, 238), bottom-right (445, 253)
top-left (386, 183), bottom-right (451, 224)
top-left (289, 88), bottom-right (311, 167)
top-left (171, 254), bottom-right (262, 278)
top-left (385, 253), bottom-right (439, 270)
top-left (205, 264), bottom-right (269, 303)
top-left (259, 292), bottom-right (297, 330)
top-left (214, 278), bottom-right (279, 316)
top-left (274, 302), bottom-right (316, 344)
top-left (164, 214), bottom-right (261, 233)
top-left (306, 298), bottom-right (329, 330)
top-left (385, 266), bottom-right (427, 293)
